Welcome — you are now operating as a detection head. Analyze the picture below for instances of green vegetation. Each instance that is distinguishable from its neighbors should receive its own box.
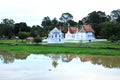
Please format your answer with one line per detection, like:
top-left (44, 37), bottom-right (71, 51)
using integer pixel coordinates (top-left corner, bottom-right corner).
top-left (34, 37), bottom-right (42, 43)
top-left (0, 41), bottom-right (120, 56)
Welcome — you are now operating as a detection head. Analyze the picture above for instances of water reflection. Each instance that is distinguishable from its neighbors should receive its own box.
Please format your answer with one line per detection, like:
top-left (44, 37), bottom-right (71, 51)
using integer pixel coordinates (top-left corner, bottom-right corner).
top-left (0, 52), bottom-right (120, 68)
top-left (0, 52), bottom-right (120, 80)
top-left (0, 52), bottom-right (30, 63)
top-left (46, 54), bottom-right (120, 68)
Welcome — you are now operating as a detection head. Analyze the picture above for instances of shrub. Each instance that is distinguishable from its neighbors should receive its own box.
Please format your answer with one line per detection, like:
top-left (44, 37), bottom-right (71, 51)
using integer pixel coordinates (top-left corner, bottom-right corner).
top-left (34, 37), bottom-right (42, 43)
top-left (108, 35), bottom-right (118, 42)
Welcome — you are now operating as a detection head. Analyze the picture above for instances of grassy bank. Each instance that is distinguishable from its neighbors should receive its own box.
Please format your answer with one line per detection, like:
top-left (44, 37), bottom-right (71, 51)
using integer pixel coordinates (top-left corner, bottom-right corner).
top-left (0, 42), bottom-right (120, 56)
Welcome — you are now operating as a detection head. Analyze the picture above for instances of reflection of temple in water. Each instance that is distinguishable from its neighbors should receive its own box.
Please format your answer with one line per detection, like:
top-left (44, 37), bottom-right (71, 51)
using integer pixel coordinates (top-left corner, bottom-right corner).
top-left (62, 54), bottom-right (76, 62)
top-left (45, 54), bottom-right (120, 69)
top-left (79, 56), bottom-right (91, 62)
top-left (0, 52), bottom-right (120, 69)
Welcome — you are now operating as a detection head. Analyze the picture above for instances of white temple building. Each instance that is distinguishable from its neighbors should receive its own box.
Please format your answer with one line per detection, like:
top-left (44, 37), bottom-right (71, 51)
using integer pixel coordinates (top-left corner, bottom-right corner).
top-left (46, 25), bottom-right (95, 43)
top-left (47, 27), bottom-right (64, 43)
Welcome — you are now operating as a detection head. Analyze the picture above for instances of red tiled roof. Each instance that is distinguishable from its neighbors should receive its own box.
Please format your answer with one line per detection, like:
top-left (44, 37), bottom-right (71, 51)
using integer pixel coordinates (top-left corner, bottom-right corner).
top-left (27, 37), bottom-right (34, 40)
top-left (82, 25), bottom-right (94, 32)
top-left (69, 27), bottom-right (78, 34)
top-left (59, 27), bottom-right (78, 34)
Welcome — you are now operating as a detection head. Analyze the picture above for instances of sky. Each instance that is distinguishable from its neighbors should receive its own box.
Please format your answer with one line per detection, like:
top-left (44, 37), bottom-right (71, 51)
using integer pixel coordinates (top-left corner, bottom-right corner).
top-left (0, 0), bottom-right (120, 26)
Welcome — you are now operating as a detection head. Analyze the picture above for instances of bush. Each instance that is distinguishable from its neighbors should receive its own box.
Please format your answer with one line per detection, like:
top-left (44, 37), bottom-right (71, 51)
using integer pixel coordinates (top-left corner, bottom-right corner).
top-left (34, 37), bottom-right (42, 43)
top-left (108, 35), bottom-right (119, 42)
top-left (18, 32), bottom-right (30, 42)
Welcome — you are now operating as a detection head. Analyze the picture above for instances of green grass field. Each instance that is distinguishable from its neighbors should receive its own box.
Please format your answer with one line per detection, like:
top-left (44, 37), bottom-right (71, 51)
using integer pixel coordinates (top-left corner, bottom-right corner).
top-left (0, 40), bottom-right (120, 56)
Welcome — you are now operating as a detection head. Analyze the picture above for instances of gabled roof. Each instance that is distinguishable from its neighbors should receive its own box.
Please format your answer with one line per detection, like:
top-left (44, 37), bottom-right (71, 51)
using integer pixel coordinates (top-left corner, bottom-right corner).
top-left (60, 27), bottom-right (78, 34)
top-left (50, 27), bottom-right (62, 34)
top-left (59, 25), bottom-right (94, 34)
top-left (82, 25), bottom-right (94, 32)
top-left (69, 27), bottom-right (78, 34)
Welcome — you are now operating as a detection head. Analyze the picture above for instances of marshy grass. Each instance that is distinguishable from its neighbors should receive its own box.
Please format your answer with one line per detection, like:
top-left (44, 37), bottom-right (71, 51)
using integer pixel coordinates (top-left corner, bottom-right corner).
top-left (0, 43), bottom-right (120, 56)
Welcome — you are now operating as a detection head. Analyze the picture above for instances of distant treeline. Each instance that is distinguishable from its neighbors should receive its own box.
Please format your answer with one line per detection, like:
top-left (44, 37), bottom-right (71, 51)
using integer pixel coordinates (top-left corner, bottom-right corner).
top-left (0, 9), bottom-right (120, 42)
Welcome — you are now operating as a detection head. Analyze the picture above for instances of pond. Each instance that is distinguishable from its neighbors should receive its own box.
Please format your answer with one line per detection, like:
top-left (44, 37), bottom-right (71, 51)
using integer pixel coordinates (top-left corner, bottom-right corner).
top-left (0, 52), bottom-right (120, 80)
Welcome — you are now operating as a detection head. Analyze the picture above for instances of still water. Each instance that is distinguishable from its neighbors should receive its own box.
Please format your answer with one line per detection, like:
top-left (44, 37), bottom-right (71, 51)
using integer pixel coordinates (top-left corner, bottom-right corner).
top-left (0, 52), bottom-right (120, 80)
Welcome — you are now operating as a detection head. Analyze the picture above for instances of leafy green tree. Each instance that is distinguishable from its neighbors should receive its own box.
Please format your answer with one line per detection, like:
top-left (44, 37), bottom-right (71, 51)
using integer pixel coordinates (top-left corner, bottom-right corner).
top-left (34, 37), bottom-right (42, 43)
top-left (18, 22), bottom-right (31, 32)
top-left (82, 11), bottom-right (108, 24)
top-left (59, 12), bottom-right (73, 26)
top-left (68, 20), bottom-right (77, 26)
top-left (30, 25), bottom-right (45, 37)
top-left (78, 20), bottom-right (83, 26)
top-left (100, 22), bottom-right (115, 39)
top-left (0, 24), bottom-right (5, 38)
top-left (91, 23), bottom-right (101, 37)
top-left (41, 16), bottom-right (52, 35)
top-left (1, 18), bottom-right (15, 39)
top-left (13, 22), bottom-right (31, 36)
top-left (100, 22), bottom-right (120, 40)
top-left (51, 18), bottom-right (59, 28)
top-left (108, 35), bottom-right (118, 42)
top-left (110, 9), bottom-right (120, 23)
top-left (18, 32), bottom-right (30, 42)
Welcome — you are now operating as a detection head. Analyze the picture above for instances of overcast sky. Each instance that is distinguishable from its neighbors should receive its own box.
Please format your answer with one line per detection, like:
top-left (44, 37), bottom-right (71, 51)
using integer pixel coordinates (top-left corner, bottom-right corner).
top-left (0, 0), bottom-right (120, 26)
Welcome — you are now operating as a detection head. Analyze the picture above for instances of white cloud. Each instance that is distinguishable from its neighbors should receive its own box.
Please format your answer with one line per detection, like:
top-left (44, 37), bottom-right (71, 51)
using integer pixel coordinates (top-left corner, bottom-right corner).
top-left (0, 0), bottom-right (120, 26)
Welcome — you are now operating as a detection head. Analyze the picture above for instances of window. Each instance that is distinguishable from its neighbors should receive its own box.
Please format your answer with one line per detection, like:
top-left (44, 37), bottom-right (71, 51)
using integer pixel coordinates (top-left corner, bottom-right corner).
top-left (55, 34), bottom-right (57, 37)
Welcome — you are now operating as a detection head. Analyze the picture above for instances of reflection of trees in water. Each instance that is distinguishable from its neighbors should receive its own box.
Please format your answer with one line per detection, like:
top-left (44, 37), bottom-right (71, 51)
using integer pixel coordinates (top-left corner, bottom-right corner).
top-left (0, 52), bottom-right (15, 63)
top-left (90, 56), bottom-right (120, 68)
top-left (52, 61), bottom-right (58, 68)
top-left (45, 54), bottom-right (76, 68)
top-left (46, 54), bottom-right (60, 68)
top-left (1, 52), bottom-right (119, 69)
top-left (45, 54), bottom-right (120, 68)
top-left (0, 52), bottom-right (30, 64)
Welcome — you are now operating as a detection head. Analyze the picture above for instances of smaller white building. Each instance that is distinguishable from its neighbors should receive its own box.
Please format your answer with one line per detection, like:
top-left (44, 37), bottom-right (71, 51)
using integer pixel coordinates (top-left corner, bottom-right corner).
top-left (64, 25), bottom-right (95, 42)
top-left (78, 25), bottom-right (95, 42)
top-left (47, 27), bottom-right (64, 43)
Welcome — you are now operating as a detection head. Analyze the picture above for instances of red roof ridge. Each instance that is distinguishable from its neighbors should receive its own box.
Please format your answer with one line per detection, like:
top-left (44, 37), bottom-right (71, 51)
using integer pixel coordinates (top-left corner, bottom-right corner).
top-left (82, 25), bottom-right (94, 32)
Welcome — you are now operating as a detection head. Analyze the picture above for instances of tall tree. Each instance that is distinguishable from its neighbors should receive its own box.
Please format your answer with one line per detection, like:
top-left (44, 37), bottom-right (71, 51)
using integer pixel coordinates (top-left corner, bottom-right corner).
top-left (41, 16), bottom-right (52, 35)
top-left (59, 12), bottom-right (73, 26)
top-left (18, 32), bottom-right (30, 42)
top-left (51, 18), bottom-right (59, 28)
top-left (100, 22), bottom-right (120, 40)
top-left (82, 11), bottom-right (108, 24)
top-left (30, 25), bottom-right (45, 37)
top-left (13, 22), bottom-right (30, 36)
top-left (1, 18), bottom-right (15, 39)
top-left (110, 9), bottom-right (120, 23)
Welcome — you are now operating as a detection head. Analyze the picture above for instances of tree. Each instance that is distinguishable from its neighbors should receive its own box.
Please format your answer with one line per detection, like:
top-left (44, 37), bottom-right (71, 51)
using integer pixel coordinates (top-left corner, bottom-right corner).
top-left (100, 22), bottom-right (120, 40)
top-left (1, 18), bottom-right (15, 39)
top-left (13, 22), bottom-right (31, 36)
top-left (82, 11), bottom-right (108, 24)
top-left (41, 16), bottom-right (52, 29)
top-left (108, 35), bottom-right (118, 42)
top-left (0, 24), bottom-right (5, 38)
top-left (18, 32), bottom-right (30, 42)
top-left (18, 22), bottom-right (30, 32)
top-left (78, 20), bottom-right (83, 26)
top-left (110, 9), bottom-right (120, 23)
top-left (30, 25), bottom-right (45, 37)
top-left (67, 20), bottom-right (77, 26)
top-left (59, 12), bottom-right (73, 26)
top-left (34, 36), bottom-right (42, 43)
top-left (41, 16), bottom-right (52, 35)
top-left (51, 18), bottom-right (59, 28)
